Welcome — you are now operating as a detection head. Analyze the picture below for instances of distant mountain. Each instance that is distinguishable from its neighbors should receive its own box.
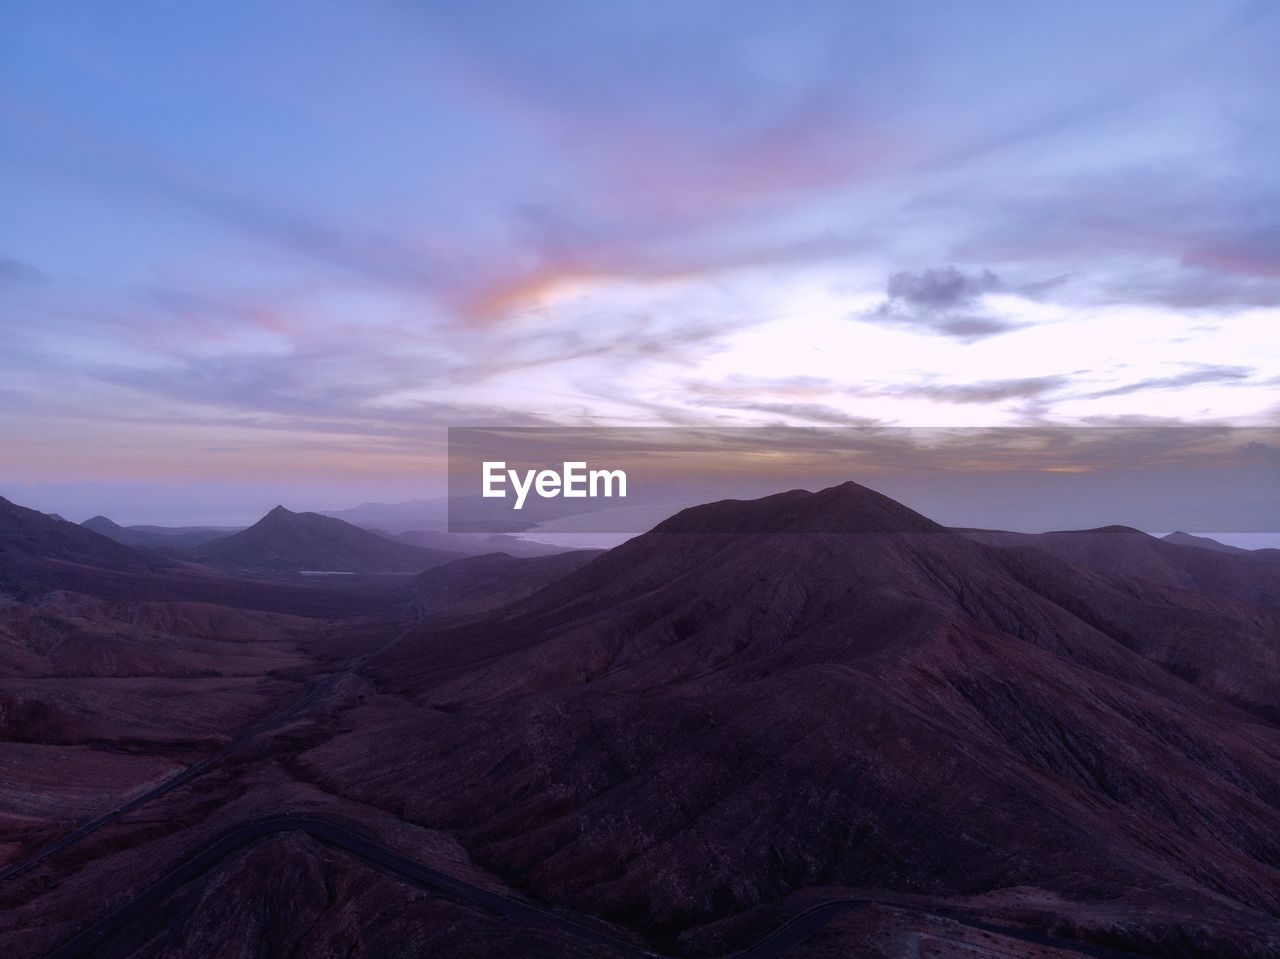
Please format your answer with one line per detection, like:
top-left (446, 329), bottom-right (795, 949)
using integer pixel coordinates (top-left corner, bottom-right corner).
top-left (1160, 532), bottom-right (1280, 561)
top-left (0, 495), bottom-right (400, 616)
top-left (80, 515), bottom-right (132, 539)
top-left (321, 498), bottom-right (449, 534)
top-left (82, 515), bottom-right (239, 549)
top-left (193, 505), bottom-right (462, 573)
top-left (308, 481), bottom-right (1280, 956)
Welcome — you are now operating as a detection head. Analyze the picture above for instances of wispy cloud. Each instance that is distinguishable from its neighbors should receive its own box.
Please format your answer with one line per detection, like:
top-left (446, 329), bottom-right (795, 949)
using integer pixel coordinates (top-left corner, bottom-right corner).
top-left (1083, 364), bottom-right (1254, 399)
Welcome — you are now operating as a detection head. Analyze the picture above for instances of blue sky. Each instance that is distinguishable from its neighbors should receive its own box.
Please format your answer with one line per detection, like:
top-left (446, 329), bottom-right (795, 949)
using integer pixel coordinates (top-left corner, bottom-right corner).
top-left (1, 1), bottom-right (1278, 521)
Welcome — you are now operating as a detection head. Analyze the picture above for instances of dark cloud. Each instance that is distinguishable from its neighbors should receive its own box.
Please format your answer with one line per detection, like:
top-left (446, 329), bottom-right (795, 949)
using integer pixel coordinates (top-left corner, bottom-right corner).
top-left (0, 256), bottom-right (45, 285)
top-left (886, 266), bottom-right (1002, 308)
top-left (933, 316), bottom-right (1020, 340)
top-left (902, 376), bottom-right (1070, 404)
top-left (863, 266), bottom-right (1021, 342)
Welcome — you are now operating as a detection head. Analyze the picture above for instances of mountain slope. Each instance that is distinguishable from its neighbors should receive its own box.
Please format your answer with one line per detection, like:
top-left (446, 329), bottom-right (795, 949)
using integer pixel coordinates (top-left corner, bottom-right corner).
top-left (0, 498), bottom-right (161, 595)
top-left (298, 482), bottom-right (1280, 958)
top-left (193, 506), bottom-right (461, 573)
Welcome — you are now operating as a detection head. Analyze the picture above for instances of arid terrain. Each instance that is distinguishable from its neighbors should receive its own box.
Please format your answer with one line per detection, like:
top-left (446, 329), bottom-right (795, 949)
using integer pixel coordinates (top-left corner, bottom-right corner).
top-left (1, 485), bottom-right (1278, 958)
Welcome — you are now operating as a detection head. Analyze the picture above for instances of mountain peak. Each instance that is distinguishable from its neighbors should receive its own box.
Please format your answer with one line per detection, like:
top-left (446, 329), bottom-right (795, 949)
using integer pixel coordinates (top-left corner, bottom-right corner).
top-left (655, 480), bottom-right (942, 535)
top-left (193, 503), bottom-right (460, 573)
top-left (254, 505), bottom-right (302, 528)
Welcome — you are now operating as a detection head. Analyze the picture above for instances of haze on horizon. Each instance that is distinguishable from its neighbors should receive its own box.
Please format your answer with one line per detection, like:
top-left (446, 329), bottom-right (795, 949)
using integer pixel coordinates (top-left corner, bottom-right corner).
top-left (2, 1), bottom-right (1278, 523)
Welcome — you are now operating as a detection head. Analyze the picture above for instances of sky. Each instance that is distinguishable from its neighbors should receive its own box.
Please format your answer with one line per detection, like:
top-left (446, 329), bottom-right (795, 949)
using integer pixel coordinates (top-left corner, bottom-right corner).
top-left (2, 1), bottom-right (1279, 523)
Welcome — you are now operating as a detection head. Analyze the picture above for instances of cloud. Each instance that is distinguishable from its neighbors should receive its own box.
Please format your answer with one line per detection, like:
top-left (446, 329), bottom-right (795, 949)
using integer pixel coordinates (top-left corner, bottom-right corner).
top-left (1241, 440), bottom-right (1280, 460)
top-left (0, 256), bottom-right (45, 285)
top-left (135, 174), bottom-right (457, 296)
top-left (1183, 224), bottom-right (1280, 279)
top-left (680, 374), bottom-right (1075, 428)
top-left (1100, 268), bottom-right (1280, 310)
top-left (1084, 364), bottom-right (1253, 399)
top-left (886, 266), bottom-right (1003, 308)
top-left (862, 266), bottom-right (1022, 342)
top-left (901, 376), bottom-right (1070, 404)
top-left (931, 316), bottom-right (1021, 340)
top-left (938, 163), bottom-right (1280, 312)
top-left (692, 399), bottom-right (880, 427)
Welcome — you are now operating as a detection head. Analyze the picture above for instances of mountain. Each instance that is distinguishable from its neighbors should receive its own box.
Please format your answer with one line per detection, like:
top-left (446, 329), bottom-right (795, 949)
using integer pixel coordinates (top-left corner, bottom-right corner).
top-left (1162, 529), bottom-right (1242, 553)
top-left (82, 516), bottom-right (239, 550)
top-left (0, 494), bottom-right (405, 617)
top-left (298, 482), bottom-right (1280, 958)
top-left (193, 505), bottom-right (463, 573)
top-left (321, 498), bottom-right (449, 534)
top-left (80, 515), bottom-right (135, 541)
top-left (1, 496), bottom-right (159, 587)
top-left (1160, 532), bottom-right (1280, 562)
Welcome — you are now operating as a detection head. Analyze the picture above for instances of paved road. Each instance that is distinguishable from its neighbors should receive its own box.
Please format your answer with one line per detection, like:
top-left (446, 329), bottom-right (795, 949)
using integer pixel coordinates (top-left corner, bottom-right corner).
top-left (41, 815), bottom-right (1159, 959)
